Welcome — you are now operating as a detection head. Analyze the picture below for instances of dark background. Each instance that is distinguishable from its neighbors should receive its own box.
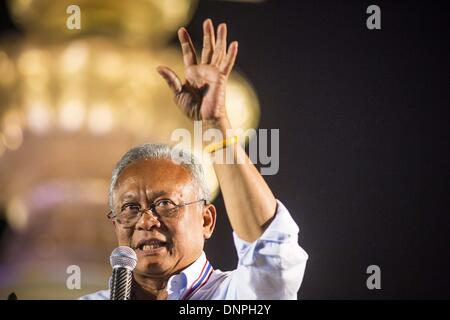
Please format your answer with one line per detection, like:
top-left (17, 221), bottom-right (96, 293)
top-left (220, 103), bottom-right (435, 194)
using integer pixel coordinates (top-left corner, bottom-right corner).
top-left (1, 0), bottom-right (449, 299)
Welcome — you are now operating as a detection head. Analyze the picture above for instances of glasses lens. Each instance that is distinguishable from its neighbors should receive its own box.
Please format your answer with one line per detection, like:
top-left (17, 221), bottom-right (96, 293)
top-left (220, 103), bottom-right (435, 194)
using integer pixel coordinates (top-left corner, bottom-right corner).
top-left (118, 205), bottom-right (140, 225)
top-left (154, 199), bottom-right (177, 217)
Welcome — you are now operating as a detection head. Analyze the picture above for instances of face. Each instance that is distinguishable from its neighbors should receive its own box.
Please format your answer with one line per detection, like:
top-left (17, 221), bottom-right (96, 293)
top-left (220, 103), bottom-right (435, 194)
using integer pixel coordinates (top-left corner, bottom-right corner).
top-left (111, 158), bottom-right (216, 277)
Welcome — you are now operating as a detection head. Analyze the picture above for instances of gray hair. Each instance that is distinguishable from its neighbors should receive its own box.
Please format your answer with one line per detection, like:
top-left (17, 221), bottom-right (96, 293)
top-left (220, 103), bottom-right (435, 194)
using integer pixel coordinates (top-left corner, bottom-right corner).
top-left (108, 143), bottom-right (210, 211)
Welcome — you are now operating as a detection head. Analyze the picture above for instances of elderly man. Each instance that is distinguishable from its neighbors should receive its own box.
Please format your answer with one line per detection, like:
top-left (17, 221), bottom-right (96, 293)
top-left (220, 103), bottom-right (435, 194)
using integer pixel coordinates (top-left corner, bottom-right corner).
top-left (80, 19), bottom-right (307, 300)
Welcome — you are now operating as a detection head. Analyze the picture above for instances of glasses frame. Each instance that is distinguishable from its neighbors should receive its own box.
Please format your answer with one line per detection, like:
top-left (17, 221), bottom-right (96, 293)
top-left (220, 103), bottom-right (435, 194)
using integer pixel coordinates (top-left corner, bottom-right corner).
top-left (107, 198), bottom-right (208, 225)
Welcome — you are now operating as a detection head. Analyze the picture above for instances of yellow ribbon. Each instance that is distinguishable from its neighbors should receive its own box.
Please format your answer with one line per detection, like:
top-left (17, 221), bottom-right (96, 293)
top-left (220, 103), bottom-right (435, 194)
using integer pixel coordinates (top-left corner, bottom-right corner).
top-left (205, 135), bottom-right (239, 153)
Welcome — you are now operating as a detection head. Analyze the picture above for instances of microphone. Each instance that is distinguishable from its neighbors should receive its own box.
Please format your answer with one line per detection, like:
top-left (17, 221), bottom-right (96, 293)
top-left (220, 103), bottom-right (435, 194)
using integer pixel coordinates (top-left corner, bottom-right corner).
top-left (109, 246), bottom-right (138, 300)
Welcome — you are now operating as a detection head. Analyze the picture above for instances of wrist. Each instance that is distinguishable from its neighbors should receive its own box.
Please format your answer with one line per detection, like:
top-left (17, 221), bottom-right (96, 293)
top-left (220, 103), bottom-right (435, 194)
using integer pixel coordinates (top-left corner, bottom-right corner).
top-left (201, 117), bottom-right (235, 149)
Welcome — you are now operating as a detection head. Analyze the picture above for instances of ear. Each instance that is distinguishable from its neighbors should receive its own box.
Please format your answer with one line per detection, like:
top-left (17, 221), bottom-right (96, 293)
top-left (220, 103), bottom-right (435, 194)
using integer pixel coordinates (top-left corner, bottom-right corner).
top-left (202, 203), bottom-right (217, 240)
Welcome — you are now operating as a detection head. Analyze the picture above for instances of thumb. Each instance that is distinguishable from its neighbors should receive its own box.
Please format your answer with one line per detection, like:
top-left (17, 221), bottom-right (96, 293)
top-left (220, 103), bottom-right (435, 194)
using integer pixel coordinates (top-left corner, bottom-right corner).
top-left (156, 66), bottom-right (182, 94)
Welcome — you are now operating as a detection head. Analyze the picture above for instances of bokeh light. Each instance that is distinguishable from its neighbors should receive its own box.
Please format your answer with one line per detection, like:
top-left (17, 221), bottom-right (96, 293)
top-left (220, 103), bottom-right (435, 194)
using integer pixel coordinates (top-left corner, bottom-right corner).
top-left (0, 0), bottom-right (260, 299)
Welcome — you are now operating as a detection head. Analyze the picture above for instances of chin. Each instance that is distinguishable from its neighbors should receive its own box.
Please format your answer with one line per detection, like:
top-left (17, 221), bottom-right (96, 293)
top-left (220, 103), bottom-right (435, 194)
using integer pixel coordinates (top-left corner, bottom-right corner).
top-left (136, 256), bottom-right (171, 275)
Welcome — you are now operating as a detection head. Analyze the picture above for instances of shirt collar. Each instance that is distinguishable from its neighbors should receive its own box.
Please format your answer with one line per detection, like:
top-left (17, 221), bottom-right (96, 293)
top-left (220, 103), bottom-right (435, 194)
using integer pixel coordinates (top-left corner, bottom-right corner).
top-left (108, 251), bottom-right (213, 299)
top-left (167, 251), bottom-right (213, 299)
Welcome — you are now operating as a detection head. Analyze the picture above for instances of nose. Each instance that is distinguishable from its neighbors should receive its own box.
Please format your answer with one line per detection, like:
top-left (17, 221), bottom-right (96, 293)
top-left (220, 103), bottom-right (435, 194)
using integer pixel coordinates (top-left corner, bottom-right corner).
top-left (135, 209), bottom-right (161, 231)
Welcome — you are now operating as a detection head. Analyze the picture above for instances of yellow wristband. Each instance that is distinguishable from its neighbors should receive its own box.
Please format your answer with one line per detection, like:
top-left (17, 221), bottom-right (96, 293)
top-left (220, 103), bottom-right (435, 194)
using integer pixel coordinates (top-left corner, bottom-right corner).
top-left (205, 135), bottom-right (239, 153)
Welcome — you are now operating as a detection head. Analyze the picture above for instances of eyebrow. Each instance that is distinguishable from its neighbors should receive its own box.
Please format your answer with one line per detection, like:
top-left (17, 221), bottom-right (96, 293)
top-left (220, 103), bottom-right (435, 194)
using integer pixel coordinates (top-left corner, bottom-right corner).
top-left (119, 190), bottom-right (169, 203)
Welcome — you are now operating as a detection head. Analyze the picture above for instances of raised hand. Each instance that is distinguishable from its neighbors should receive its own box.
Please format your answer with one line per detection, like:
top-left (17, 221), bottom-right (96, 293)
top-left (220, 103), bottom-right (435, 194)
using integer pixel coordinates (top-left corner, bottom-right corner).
top-left (157, 19), bottom-right (238, 124)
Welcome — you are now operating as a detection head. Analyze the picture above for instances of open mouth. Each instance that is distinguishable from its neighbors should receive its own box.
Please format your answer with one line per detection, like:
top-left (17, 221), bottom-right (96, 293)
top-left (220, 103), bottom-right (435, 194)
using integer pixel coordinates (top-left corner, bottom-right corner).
top-left (135, 239), bottom-right (168, 255)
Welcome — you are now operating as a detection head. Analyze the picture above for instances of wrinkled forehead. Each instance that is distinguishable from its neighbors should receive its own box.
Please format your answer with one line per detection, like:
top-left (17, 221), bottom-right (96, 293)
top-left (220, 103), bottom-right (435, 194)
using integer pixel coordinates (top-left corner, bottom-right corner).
top-left (114, 158), bottom-right (196, 202)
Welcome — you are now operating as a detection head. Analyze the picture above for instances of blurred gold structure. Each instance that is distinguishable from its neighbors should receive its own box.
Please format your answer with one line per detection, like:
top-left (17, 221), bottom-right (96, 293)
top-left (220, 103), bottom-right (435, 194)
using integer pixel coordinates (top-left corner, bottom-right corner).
top-left (0, 0), bottom-right (260, 299)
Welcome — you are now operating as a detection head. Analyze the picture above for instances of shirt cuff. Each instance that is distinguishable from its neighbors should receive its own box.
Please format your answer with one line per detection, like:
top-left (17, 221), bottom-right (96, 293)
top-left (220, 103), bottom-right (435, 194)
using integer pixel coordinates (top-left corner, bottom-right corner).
top-left (232, 199), bottom-right (300, 253)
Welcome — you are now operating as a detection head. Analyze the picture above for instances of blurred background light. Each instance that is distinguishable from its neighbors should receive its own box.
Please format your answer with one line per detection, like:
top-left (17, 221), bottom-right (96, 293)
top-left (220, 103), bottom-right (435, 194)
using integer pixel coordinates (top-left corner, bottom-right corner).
top-left (0, 0), bottom-right (260, 299)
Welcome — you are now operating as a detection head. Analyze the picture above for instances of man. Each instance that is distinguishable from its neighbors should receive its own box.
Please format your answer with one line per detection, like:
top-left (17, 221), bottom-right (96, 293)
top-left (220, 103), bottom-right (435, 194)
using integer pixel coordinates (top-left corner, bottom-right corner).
top-left (80, 19), bottom-right (308, 300)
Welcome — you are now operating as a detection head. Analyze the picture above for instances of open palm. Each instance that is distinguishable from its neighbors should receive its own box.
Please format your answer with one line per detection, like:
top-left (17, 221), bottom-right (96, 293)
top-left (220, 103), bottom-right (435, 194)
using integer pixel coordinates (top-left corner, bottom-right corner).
top-left (157, 19), bottom-right (238, 122)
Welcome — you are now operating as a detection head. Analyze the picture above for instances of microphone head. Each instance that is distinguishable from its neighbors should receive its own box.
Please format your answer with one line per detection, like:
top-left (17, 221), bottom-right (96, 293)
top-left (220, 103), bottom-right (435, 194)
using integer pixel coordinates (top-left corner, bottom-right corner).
top-left (110, 246), bottom-right (137, 271)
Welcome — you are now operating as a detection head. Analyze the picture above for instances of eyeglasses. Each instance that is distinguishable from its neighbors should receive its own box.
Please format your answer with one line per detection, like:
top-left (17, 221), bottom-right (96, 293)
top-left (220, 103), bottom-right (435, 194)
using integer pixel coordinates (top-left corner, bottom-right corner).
top-left (107, 199), bottom-right (207, 227)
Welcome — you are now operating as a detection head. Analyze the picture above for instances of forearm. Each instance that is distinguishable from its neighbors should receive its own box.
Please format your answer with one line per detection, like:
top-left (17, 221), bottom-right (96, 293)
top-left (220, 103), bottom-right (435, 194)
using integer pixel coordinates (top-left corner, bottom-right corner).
top-left (159, 19), bottom-right (276, 241)
top-left (203, 118), bottom-right (277, 242)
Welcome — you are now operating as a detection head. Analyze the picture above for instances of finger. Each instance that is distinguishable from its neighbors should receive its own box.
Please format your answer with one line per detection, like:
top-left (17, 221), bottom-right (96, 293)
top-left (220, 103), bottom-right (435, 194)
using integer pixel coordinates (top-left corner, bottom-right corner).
top-left (156, 66), bottom-right (182, 94)
top-left (220, 41), bottom-right (238, 76)
top-left (178, 27), bottom-right (197, 67)
top-left (211, 23), bottom-right (227, 66)
top-left (201, 18), bottom-right (216, 64)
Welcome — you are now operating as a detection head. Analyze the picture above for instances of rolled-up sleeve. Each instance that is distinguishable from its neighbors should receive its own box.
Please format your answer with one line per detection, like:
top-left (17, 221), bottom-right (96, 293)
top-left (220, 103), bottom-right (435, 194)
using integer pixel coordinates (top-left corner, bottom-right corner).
top-left (227, 199), bottom-right (308, 299)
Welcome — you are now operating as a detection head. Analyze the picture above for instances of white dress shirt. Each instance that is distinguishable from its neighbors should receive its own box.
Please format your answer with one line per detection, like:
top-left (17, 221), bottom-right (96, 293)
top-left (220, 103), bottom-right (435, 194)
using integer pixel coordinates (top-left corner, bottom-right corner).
top-left (79, 199), bottom-right (308, 300)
